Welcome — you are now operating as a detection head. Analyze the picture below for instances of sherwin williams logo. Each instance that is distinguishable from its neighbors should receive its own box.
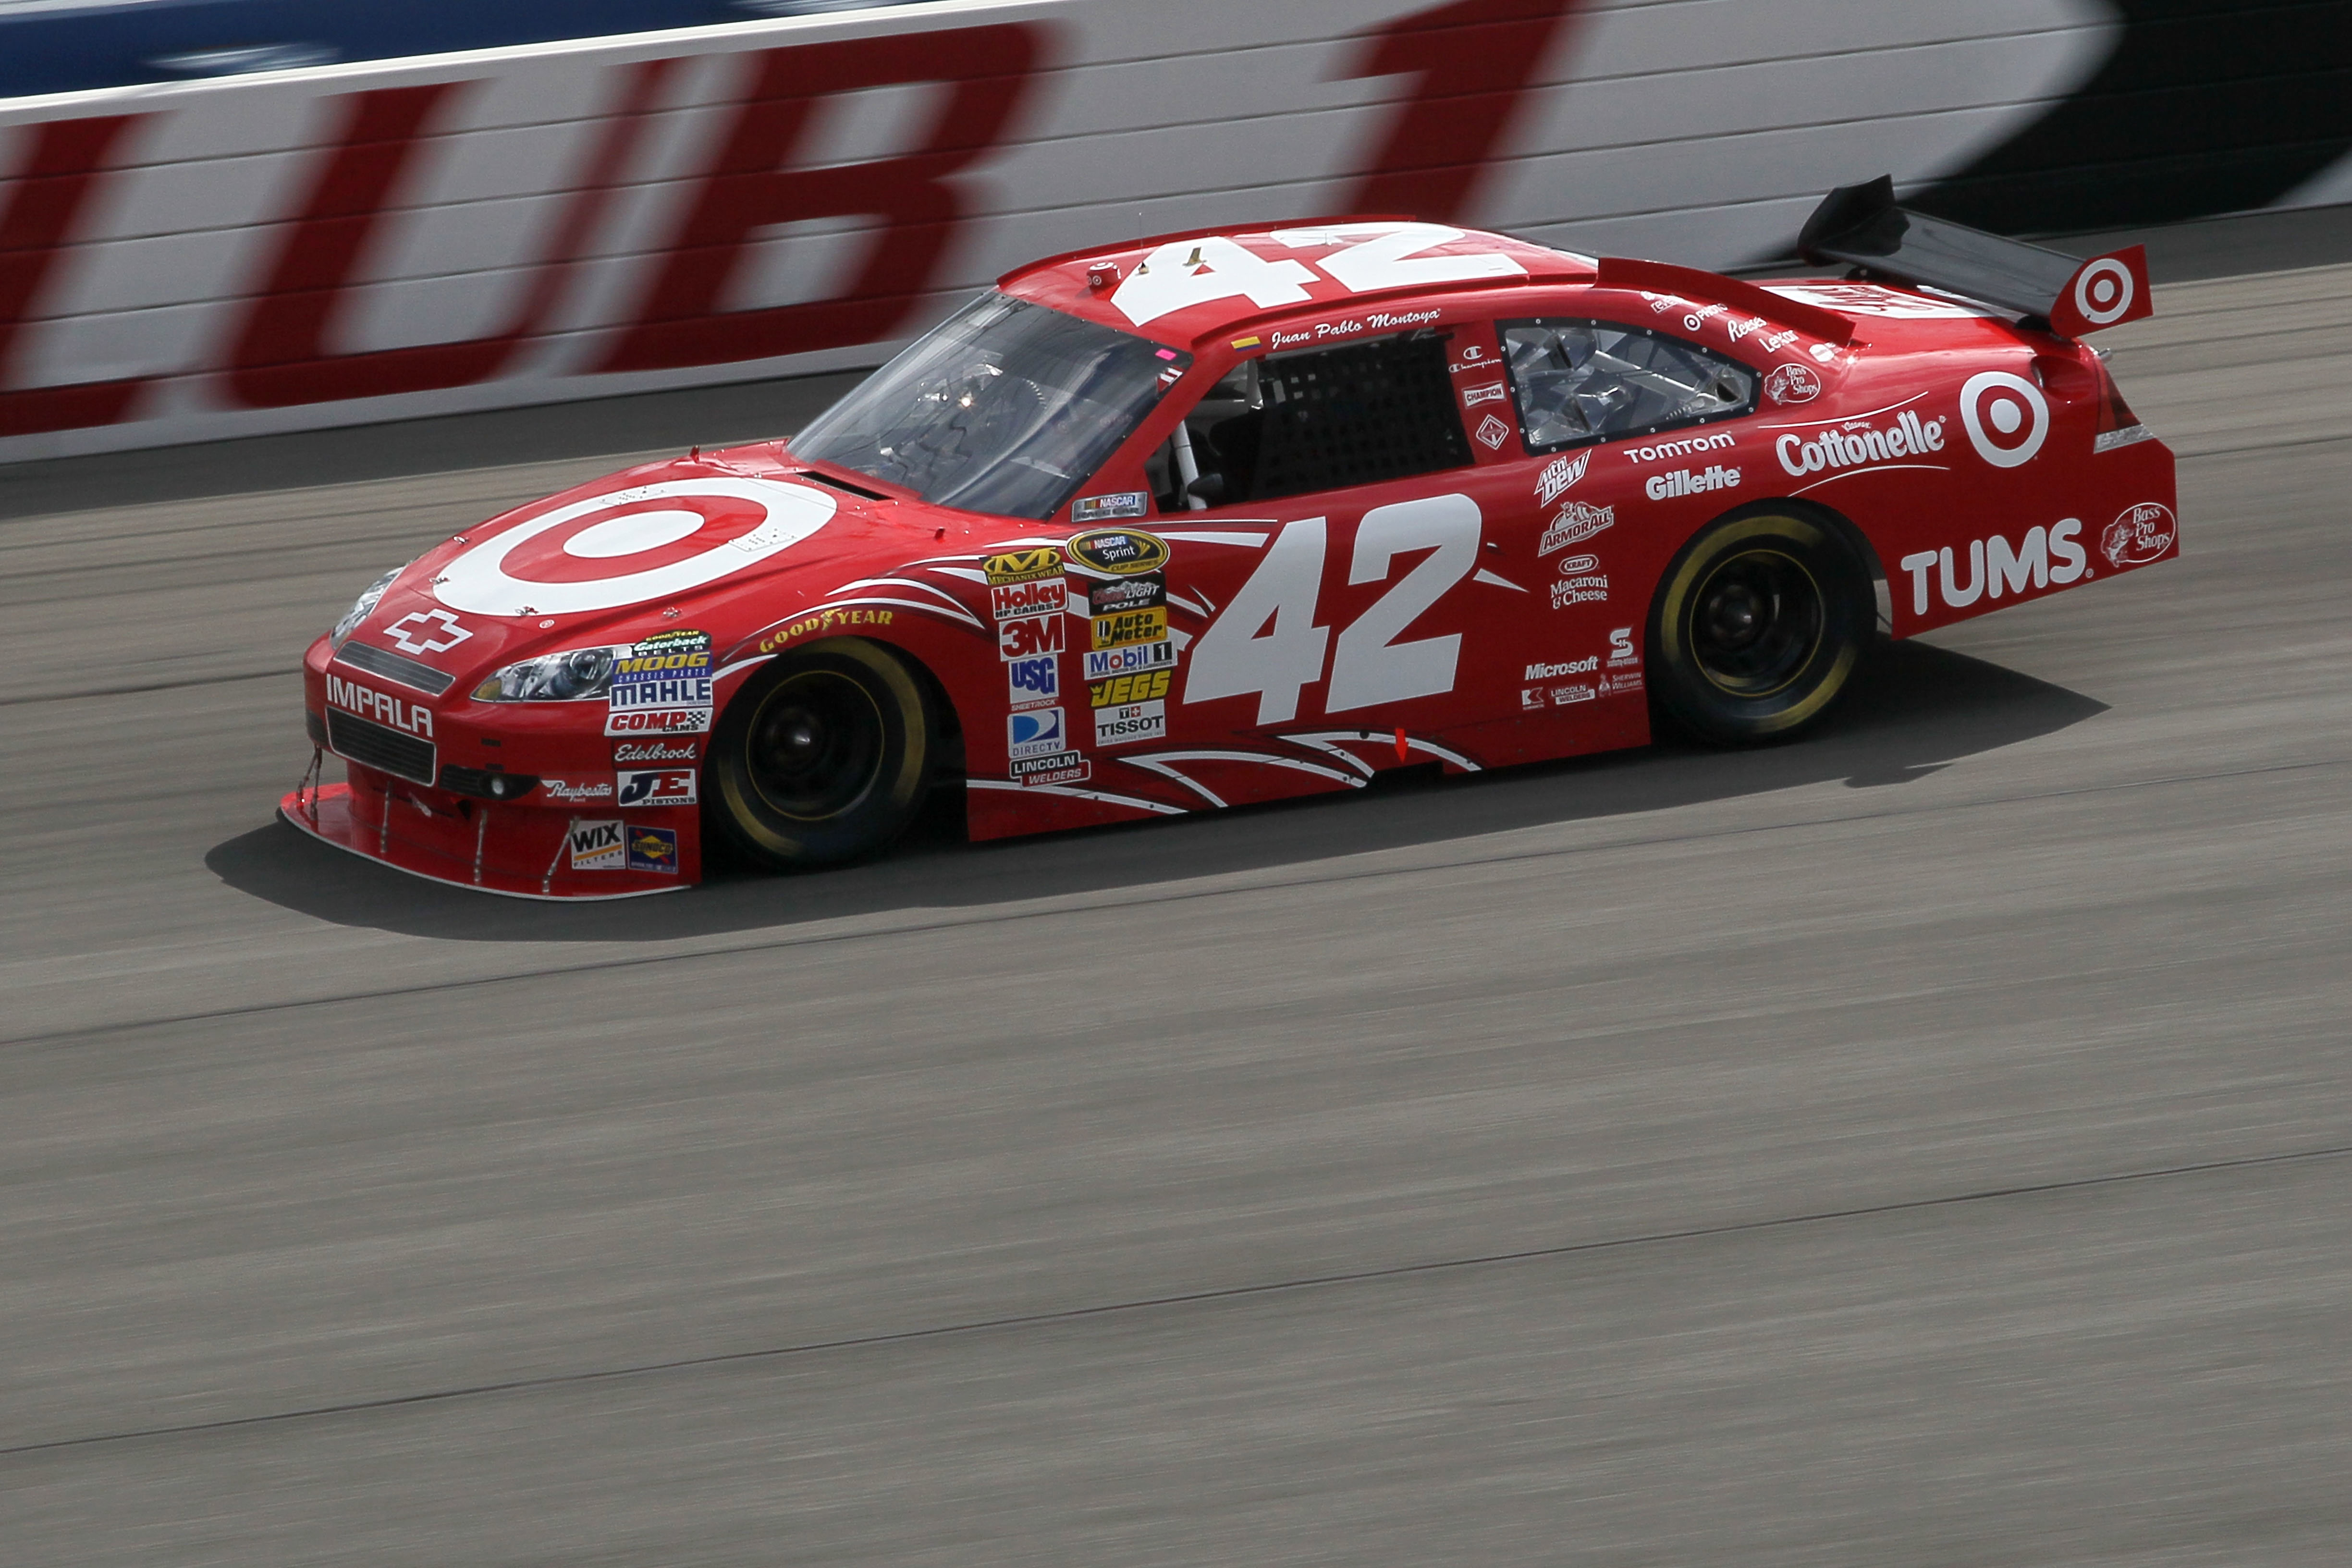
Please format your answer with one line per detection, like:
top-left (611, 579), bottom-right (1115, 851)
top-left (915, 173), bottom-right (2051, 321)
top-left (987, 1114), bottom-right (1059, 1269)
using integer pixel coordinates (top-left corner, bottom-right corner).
top-left (1776, 410), bottom-right (1946, 477)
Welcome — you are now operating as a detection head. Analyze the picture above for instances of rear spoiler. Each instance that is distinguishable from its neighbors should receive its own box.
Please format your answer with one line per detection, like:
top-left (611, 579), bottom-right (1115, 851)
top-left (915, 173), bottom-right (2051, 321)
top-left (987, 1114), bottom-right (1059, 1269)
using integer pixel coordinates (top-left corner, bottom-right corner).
top-left (1797, 175), bottom-right (2152, 337)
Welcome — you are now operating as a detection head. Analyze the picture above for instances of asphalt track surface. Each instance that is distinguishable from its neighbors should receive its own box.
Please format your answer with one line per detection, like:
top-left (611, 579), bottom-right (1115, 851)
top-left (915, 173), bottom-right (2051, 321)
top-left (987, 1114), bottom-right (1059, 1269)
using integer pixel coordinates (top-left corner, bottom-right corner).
top-left (4, 246), bottom-right (2351, 1565)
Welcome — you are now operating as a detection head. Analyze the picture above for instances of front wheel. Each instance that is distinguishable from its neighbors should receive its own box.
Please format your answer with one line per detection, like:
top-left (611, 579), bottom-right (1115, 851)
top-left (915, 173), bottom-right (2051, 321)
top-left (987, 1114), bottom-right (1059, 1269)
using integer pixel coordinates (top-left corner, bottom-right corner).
top-left (708, 639), bottom-right (935, 870)
top-left (1648, 511), bottom-right (1870, 746)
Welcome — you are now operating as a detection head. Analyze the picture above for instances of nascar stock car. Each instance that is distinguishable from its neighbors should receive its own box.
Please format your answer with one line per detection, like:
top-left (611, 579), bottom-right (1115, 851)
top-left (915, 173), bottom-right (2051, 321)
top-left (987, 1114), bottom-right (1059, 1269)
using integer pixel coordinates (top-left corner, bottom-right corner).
top-left (288, 176), bottom-right (2177, 898)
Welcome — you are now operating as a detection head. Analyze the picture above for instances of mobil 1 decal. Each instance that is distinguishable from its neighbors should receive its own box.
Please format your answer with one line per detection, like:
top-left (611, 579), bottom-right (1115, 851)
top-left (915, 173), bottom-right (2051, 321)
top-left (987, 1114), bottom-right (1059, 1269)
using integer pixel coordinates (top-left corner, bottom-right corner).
top-left (605, 627), bottom-right (713, 736)
top-left (1186, 494), bottom-right (1481, 726)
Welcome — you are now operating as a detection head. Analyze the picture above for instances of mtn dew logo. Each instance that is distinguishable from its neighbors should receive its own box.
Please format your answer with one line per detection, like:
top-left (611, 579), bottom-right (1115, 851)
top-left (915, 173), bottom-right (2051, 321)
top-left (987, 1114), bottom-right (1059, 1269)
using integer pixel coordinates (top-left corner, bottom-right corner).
top-left (1534, 449), bottom-right (1590, 505)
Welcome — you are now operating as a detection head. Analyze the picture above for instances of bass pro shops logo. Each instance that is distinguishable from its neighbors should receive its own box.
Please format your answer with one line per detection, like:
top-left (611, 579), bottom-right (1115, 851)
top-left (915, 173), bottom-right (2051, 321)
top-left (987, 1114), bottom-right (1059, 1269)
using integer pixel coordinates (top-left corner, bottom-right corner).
top-left (1899, 521), bottom-right (2089, 615)
top-left (2101, 502), bottom-right (2176, 566)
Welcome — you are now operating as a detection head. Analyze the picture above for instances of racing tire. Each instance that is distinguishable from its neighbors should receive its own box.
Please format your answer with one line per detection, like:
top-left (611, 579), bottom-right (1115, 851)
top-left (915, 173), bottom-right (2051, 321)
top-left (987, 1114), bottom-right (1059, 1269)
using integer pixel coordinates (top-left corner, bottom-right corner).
top-left (708, 638), bottom-right (935, 870)
top-left (1648, 510), bottom-right (1870, 746)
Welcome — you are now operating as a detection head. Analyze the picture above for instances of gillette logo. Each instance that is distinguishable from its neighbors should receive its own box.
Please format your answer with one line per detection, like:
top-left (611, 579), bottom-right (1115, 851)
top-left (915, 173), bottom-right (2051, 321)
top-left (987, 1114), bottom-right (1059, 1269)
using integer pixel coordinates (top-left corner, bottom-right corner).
top-left (1644, 465), bottom-right (1741, 501)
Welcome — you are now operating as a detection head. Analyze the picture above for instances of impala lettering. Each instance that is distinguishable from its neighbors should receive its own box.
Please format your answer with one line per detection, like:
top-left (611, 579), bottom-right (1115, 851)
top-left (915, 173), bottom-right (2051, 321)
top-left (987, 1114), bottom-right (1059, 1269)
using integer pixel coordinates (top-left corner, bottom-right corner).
top-left (326, 674), bottom-right (432, 736)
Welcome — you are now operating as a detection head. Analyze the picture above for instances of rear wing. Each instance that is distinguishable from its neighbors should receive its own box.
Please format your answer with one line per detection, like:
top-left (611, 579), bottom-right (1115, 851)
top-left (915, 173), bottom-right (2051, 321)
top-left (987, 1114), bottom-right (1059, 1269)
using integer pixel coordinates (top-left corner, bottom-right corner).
top-left (1797, 175), bottom-right (2151, 337)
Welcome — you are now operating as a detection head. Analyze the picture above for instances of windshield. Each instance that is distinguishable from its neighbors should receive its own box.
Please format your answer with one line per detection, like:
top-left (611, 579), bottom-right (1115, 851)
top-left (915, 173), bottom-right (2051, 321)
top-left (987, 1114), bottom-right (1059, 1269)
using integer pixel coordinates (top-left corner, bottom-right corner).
top-left (791, 293), bottom-right (1191, 520)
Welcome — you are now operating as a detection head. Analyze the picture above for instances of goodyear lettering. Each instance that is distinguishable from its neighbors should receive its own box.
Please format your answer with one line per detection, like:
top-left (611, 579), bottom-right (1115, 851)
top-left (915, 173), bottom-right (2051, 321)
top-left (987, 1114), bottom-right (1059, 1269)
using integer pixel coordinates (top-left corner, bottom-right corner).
top-left (754, 607), bottom-right (894, 655)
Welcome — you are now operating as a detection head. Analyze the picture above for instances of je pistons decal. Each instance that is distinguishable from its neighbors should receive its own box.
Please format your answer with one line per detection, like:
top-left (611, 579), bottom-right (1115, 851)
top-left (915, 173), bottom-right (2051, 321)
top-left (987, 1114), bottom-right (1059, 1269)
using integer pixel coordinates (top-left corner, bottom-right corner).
top-left (1066, 527), bottom-right (1169, 576)
top-left (434, 477), bottom-right (835, 617)
top-left (617, 767), bottom-right (697, 807)
top-left (982, 546), bottom-right (1060, 586)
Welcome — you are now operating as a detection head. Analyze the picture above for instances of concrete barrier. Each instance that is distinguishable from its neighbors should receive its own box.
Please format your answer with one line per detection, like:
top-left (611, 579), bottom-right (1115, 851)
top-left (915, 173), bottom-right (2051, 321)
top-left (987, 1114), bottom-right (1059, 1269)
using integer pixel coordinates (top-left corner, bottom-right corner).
top-left (1, 0), bottom-right (2344, 463)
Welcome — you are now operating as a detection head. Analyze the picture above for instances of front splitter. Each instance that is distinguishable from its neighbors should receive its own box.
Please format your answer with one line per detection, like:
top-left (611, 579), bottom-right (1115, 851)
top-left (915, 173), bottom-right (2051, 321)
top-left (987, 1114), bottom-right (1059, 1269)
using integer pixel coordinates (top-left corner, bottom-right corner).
top-left (279, 784), bottom-right (689, 901)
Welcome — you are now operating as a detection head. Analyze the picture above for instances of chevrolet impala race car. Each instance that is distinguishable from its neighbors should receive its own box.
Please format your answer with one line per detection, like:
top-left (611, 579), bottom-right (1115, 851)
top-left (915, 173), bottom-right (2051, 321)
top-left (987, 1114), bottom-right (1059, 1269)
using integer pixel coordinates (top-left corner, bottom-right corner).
top-left (286, 177), bottom-right (2177, 898)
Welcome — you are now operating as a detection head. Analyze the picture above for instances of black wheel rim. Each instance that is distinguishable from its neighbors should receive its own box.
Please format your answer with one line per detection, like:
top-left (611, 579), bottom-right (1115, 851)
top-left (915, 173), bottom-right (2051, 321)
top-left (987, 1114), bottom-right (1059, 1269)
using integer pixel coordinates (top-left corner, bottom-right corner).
top-left (743, 671), bottom-right (885, 821)
top-left (1688, 547), bottom-right (1824, 698)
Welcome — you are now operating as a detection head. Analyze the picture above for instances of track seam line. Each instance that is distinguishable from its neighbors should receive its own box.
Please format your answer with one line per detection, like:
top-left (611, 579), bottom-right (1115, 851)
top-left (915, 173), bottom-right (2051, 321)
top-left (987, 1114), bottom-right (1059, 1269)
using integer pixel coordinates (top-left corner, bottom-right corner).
top-left (6, 753), bottom-right (2344, 1050)
top-left (7, 1139), bottom-right (2346, 1458)
top-left (0, 669), bottom-right (300, 706)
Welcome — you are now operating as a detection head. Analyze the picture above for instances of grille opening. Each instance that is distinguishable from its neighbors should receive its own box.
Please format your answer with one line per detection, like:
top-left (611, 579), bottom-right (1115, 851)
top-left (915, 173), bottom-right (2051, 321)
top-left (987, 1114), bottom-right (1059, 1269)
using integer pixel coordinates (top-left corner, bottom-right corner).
top-left (326, 708), bottom-right (435, 784)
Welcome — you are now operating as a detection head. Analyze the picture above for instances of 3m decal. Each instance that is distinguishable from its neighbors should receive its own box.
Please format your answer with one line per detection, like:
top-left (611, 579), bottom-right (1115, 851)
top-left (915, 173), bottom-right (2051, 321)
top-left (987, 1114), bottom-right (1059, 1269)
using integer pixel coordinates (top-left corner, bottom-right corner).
top-left (325, 674), bottom-right (432, 736)
top-left (2101, 502), bottom-right (2175, 566)
top-left (1958, 372), bottom-right (2050, 468)
top-left (379, 608), bottom-right (472, 655)
top-left (626, 825), bottom-right (679, 874)
top-left (982, 547), bottom-right (1061, 585)
top-left (617, 768), bottom-right (698, 807)
top-left (435, 478), bottom-right (836, 617)
top-left (568, 819), bottom-right (625, 871)
top-left (1899, 521), bottom-right (2089, 614)
top-left (998, 612), bottom-right (1066, 662)
top-left (1007, 653), bottom-right (1059, 710)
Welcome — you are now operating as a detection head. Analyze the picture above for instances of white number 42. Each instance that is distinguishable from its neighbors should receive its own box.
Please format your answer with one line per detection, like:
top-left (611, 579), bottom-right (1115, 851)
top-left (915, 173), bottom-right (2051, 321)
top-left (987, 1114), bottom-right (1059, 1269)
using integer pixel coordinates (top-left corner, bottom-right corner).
top-left (1185, 494), bottom-right (1482, 724)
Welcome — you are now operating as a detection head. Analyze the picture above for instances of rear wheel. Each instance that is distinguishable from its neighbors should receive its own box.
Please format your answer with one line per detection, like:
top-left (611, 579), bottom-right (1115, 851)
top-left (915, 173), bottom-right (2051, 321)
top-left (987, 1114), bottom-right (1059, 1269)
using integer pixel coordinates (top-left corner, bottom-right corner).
top-left (1649, 511), bottom-right (1869, 745)
top-left (709, 639), bottom-right (934, 869)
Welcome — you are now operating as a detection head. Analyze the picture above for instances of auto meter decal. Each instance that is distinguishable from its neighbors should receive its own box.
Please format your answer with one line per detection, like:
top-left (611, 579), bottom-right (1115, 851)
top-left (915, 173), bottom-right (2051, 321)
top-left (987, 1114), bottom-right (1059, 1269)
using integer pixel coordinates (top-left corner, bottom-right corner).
top-left (1958, 372), bottom-right (2049, 469)
top-left (434, 478), bottom-right (836, 616)
top-left (1066, 527), bottom-right (1169, 576)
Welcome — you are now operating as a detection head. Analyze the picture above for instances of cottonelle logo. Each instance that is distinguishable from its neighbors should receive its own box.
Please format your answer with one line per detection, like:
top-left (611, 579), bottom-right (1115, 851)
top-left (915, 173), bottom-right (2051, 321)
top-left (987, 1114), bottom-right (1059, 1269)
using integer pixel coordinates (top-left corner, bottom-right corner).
top-left (1776, 407), bottom-right (1947, 479)
top-left (1898, 521), bottom-right (2088, 615)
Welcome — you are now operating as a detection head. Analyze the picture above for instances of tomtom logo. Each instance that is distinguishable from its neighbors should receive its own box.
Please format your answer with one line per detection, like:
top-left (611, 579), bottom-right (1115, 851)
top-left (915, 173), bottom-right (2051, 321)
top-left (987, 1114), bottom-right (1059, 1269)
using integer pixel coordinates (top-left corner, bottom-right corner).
top-left (1776, 409), bottom-right (1945, 478)
top-left (1620, 431), bottom-right (1735, 464)
top-left (1898, 521), bottom-right (2088, 615)
top-left (326, 674), bottom-right (432, 736)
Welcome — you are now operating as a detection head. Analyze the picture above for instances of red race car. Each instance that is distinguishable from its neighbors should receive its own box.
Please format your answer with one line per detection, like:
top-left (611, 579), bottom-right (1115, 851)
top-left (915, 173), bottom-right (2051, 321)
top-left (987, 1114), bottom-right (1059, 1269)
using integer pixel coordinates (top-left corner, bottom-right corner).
top-left (286, 177), bottom-right (2176, 899)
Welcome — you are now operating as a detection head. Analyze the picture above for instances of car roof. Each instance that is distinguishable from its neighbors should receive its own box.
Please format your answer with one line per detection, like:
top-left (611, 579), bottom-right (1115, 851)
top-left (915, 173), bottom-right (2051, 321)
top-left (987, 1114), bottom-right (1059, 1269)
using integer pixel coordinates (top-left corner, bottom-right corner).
top-left (996, 218), bottom-right (1600, 348)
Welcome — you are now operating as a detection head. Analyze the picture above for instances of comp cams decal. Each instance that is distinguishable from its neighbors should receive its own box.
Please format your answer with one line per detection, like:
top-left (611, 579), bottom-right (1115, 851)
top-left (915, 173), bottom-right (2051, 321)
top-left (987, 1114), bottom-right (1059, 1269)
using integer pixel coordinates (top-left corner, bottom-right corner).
top-left (435, 478), bottom-right (836, 617)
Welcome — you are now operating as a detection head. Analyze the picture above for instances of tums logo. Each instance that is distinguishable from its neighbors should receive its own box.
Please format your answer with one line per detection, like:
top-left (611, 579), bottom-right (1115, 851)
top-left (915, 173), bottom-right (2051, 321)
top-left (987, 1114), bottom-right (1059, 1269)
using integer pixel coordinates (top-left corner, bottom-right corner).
top-left (1899, 521), bottom-right (2088, 615)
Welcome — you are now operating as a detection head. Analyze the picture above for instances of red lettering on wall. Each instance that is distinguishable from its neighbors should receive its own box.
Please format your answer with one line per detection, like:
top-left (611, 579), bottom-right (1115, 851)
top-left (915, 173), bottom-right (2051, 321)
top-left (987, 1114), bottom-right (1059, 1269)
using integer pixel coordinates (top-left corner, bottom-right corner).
top-left (597, 23), bottom-right (1045, 374)
top-left (1338, 0), bottom-right (1591, 223)
top-left (228, 61), bottom-right (674, 408)
top-left (0, 114), bottom-right (156, 438)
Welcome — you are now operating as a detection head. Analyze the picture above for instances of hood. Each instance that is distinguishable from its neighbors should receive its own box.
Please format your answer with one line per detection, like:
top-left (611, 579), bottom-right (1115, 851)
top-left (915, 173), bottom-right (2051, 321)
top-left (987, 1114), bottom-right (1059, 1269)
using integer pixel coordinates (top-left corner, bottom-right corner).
top-left (332, 443), bottom-right (972, 690)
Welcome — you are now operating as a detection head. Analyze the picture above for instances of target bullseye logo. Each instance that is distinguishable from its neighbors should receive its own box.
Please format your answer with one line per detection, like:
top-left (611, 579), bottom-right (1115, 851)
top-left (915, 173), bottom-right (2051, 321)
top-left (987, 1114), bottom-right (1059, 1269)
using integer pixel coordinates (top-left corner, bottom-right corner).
top-left (1958, 371), bottom-right (2049, 469)
top-left (2073, 258), bottom-right (2134, 326)
top-left (433, 478), bottom-right (837, 616)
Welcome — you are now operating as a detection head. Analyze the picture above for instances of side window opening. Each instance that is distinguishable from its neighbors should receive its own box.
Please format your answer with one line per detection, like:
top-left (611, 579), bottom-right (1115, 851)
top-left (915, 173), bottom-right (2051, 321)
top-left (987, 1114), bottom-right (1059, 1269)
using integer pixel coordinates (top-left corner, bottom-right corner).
top-left (1150, 330), bottom-right (1471, 511)
top-left (1501, 319), bottom-right (1756, 453)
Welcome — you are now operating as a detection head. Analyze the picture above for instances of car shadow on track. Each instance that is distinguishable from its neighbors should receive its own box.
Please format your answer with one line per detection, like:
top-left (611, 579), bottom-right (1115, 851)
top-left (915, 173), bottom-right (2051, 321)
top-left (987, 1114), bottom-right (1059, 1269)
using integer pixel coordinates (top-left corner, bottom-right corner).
top-left (206, 638), bottom-right (2107, 943)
